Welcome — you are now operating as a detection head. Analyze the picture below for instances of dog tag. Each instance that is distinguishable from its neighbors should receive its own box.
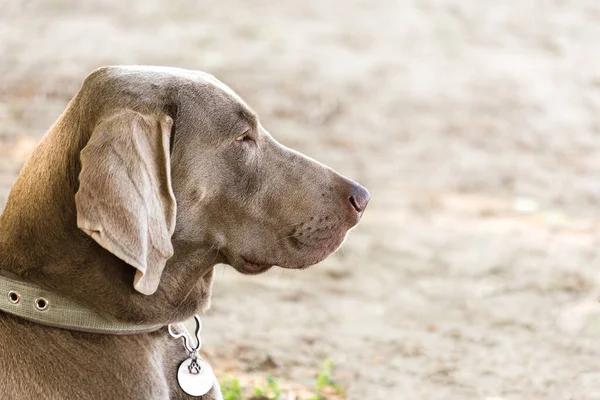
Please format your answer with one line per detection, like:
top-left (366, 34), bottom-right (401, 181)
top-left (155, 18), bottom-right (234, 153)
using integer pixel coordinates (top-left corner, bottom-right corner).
top-left (169, 316), bottom-right (214, 396)
top-left (177, 356), bottom-right (215, 396)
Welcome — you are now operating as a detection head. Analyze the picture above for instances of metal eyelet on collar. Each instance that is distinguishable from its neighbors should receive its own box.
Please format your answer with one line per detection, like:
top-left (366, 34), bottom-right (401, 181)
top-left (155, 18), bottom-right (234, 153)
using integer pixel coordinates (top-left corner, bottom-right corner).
top-left (35, 297), bottom-right (49, 311)
top-left (8, 290), bottom-right (20, 304)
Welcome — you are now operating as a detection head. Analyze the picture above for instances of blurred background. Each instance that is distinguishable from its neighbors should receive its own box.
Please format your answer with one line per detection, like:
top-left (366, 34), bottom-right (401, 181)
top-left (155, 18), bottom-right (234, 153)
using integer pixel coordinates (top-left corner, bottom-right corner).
top-left (1, 1), bottom-right (600, 398)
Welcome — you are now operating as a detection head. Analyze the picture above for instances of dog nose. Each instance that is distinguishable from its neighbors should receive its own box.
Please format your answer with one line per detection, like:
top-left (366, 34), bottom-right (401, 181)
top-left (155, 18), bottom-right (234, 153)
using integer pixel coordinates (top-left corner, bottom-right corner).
top-left (348, 183), bottom-right (370, 214)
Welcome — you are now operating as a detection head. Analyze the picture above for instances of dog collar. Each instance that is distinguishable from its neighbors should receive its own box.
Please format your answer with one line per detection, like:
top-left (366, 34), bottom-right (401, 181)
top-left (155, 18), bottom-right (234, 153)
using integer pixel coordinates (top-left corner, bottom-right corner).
top-left (0, 271), bottom-right (215, 393)
top-left (0, 271), bottom-right (162, 335)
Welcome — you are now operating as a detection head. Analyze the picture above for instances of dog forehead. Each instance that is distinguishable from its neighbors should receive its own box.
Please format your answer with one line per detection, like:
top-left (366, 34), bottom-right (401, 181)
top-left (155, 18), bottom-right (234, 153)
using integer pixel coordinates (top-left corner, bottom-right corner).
top-left (101, 65), bottom-right (245, 104)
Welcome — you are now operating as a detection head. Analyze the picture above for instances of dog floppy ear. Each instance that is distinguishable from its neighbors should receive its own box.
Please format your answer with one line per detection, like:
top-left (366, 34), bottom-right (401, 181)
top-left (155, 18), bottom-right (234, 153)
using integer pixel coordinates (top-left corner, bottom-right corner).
top-left (75, 110), bottom-right (176, 295)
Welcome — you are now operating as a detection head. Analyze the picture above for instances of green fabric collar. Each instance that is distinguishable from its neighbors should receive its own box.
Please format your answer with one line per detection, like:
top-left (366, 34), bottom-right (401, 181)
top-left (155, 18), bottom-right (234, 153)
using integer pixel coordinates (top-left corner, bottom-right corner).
top-left (0, 272), bottom-right (162, 335)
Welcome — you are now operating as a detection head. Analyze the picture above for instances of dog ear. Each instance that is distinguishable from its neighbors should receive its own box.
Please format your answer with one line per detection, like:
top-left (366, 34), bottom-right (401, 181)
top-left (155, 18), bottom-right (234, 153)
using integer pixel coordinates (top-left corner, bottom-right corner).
top-left (75, 110), bottom-right (176, 295)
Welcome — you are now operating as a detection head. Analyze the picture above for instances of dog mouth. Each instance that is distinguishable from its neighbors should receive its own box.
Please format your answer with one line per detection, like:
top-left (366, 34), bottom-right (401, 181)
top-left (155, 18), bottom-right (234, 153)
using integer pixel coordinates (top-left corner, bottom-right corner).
top-left (227, 223), bottom-right (349, 275)
top-left (238, 256), bottom-right (273, 274)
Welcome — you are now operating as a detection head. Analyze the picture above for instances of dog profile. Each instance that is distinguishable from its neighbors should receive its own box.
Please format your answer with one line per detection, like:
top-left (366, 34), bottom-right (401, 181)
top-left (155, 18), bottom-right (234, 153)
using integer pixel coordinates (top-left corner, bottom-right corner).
top-left (0, 66), bottom-right (369, 399)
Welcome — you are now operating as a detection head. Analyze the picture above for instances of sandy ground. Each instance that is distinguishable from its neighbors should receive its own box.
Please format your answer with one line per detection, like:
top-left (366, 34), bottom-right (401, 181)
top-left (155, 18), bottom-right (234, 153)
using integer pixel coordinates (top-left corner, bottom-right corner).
top-left (1, 1), bottom-right (600, 398)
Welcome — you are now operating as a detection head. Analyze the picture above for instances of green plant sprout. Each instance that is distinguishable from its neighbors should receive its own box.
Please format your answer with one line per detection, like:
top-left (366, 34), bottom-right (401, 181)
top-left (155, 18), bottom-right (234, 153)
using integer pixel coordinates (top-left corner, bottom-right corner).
top-left (221, 375), bottom-right (243, 400)
top-left (252, 374), bottom-right (282, 400)
top-left (311, 359), bottom-right (345, 400)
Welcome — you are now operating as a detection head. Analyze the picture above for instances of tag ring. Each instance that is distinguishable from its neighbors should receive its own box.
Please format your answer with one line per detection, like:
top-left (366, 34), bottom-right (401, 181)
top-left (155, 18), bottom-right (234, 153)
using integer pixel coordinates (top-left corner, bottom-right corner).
top-left (168, 315), bottom-right (203, 354)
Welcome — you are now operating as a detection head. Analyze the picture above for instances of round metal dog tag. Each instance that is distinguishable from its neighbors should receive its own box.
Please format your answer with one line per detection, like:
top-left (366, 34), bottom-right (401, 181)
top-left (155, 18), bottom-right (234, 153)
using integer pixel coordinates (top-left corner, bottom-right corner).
top-left (177, 357), bottom-right (214, 396)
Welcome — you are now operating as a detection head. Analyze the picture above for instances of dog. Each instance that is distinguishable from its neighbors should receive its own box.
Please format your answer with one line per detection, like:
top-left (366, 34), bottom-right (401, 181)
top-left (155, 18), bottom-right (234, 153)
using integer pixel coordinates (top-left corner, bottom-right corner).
top-left (0, 66), bottom-right (369, 399)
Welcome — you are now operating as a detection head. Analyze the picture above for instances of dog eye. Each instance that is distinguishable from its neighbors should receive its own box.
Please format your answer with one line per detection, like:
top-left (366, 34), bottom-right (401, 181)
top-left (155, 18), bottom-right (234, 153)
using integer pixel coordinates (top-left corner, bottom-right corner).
top-left (234, 131), bottom-right (252, 142)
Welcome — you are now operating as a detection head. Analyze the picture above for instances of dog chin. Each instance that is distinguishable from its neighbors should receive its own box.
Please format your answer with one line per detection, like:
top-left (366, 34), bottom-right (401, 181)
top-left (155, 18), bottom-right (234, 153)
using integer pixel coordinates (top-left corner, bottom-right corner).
top-left (232, 232), bottom-right (349, 274)
top-left (236, 257), bottom-right (274, 274)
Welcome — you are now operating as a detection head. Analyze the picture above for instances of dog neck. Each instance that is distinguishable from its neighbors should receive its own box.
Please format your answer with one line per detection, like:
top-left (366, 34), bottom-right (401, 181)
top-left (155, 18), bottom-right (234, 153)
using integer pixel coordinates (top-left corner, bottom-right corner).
top-left (0, 105), bottom-right (220, 326)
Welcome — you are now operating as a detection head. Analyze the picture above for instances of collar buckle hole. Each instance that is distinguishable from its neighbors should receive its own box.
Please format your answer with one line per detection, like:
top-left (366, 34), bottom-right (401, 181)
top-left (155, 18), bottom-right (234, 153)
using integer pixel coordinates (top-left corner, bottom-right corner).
top-left (8, 291), bottom-right (20, 304)
top-left (35, 297), bottom-right (49, 311)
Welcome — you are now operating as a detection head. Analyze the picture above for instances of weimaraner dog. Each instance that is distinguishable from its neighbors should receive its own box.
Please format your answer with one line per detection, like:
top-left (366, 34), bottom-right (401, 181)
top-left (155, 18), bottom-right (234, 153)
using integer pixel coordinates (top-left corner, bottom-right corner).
top-left (0, 66), bottom-right (369, 399)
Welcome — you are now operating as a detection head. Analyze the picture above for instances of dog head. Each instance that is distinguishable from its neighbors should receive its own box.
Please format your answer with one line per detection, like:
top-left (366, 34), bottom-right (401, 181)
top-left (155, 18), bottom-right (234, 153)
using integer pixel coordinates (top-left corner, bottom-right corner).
top-left (74, 66), bottom-right (370, 296)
